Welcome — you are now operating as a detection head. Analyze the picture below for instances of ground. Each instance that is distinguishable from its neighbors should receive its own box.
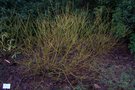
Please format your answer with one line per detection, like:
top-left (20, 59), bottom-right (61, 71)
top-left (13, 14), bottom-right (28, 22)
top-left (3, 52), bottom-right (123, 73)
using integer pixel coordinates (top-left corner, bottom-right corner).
top-left (0, 44), bottom-right (135, 90)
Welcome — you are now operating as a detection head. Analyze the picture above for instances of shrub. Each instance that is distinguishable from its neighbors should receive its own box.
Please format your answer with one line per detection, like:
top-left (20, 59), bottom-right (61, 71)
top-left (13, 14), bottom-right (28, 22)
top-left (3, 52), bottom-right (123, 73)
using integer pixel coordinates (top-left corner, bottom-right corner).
top-left (17, 9), bottom-right (118, 86)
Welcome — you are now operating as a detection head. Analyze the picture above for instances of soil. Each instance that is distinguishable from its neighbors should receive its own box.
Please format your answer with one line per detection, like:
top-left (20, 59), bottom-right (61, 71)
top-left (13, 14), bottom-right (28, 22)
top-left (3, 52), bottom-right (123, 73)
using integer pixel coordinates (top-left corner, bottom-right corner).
top-left (0, 44), bottom-right (135, 90)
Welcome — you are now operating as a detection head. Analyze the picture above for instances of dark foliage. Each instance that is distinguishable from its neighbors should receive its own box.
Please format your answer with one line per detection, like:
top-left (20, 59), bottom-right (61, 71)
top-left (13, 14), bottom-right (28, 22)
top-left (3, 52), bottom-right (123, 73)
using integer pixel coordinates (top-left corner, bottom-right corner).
top-left (0, 0), bottom-right (135, 54)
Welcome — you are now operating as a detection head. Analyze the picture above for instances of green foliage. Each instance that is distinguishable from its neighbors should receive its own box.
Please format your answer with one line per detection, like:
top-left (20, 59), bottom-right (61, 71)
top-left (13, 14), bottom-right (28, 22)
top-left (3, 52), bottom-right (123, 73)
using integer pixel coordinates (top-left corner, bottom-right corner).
top-left (0, 0), bottom-right (82, 19)
top-left (117, 0), bottom-right (135, 29)
top-left (98, 0), bottom-right (119, 9)
top-left (112, 0), bottom-right (135, 38)
top-left (0, 32), bottom-right (16, 52)
top-left (129, 33), bottom-right (135, 54)
top-left (101, 66), bottom-right (135, 90)
top-left (114, 72), bottom-right (135, 90)
top-left (100, 0), bottom-right (135, 54)
top-left (112, 8), bottom-right (126, 38)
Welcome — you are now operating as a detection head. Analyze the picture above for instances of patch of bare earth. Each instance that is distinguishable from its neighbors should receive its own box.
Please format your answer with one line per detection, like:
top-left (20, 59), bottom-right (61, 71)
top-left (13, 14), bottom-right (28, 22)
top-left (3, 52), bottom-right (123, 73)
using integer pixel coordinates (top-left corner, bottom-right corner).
top-left (0, 44), bottom-right (135, 90)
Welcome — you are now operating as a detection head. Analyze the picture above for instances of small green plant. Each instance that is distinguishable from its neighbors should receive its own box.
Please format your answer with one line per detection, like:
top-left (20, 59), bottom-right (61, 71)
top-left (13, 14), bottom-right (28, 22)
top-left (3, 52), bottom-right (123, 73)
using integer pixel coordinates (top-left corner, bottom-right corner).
top-left (0, 32), bottom-right (17, 58)
top-left (118, 72), bottom-right (135, 90)
top-left (0, 33), bottom-right (16, 52)
top-left (101, 66), bottom-right (135, 90)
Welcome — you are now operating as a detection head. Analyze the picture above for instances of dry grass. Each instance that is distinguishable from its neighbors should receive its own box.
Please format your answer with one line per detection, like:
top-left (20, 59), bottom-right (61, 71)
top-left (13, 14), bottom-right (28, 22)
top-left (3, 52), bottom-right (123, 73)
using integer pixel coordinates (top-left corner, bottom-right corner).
top-left (19, 10), bottom-right (118, 82)
top-left (0, 9), bottom-right (118, 88)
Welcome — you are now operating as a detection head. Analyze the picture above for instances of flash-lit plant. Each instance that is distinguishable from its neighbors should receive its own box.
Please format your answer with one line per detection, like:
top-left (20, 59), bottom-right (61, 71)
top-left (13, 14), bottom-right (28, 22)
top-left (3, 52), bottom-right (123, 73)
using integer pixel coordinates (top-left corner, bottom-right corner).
top-left (0, 32), bottom-right (20, 60)
top-left (18, 9), bottom-right (118, 87)
top-left (0, 32), bottom-right (16, 52)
